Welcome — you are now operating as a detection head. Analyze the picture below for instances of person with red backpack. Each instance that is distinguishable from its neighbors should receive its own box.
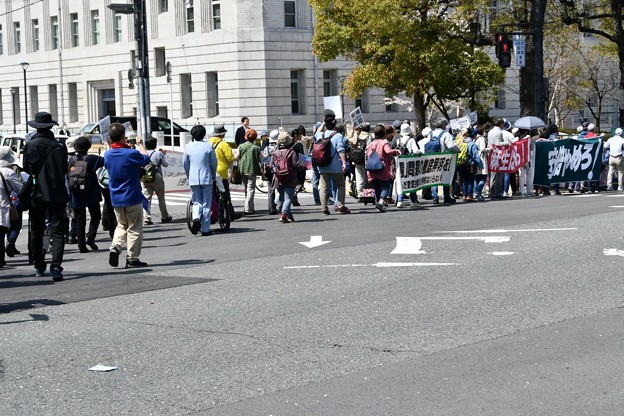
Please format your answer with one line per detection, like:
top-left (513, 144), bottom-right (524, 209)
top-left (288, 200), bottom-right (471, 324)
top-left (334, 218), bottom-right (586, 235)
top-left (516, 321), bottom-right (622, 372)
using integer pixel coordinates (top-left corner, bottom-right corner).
top-left (366, 125), bottom-right (401, 212)
top-left (271, 132), bottom-right (306, 223)
top-left (313, 109), bottom-right (350, 215)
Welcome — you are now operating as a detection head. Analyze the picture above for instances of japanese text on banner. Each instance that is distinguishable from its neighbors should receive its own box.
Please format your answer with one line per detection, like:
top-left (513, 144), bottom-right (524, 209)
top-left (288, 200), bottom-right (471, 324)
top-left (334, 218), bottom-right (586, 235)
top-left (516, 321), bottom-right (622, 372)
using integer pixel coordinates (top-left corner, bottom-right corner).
top-left (396, 153), bottom-right (457, 194)
top-left (488, 138), bottom-right (530, 173)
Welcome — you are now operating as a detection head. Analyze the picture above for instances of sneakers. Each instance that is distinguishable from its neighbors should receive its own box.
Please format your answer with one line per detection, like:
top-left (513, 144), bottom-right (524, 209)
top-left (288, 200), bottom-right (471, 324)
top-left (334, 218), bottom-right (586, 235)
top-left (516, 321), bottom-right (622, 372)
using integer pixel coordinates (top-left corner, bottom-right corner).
top-left (322, 208), bottom-right (331, 215)
top-left (161, 216), bottom-right (173, 223)
top-left (287, 214), bottom-right (295, 222)
top-left (375, 201), bottom-right (387, 212)
top-left (35, 268), bottom-right (45, 278)
top-left (86, 241), bottom-right (99, 251)
top-left (410, 202), bottom-right (423, 209)
top-left (279, 213), bottom-right (289, 223)
top-left (191, 219), bottom-right (201, 235)
top-left (476, 195), bottom-right (485, 202)
top-left (432, 197), bottom-right (440, 204)
top-left (443, 198), bottom-right (457, 204)
top-left (126, 259), bottom-right (149, 268)
top-left (396, 201), bottom-right (405, 208)
top-left (109, 247), bottom-right (120, 267)
top-left (337, 206), bottom-right (351, 214)
top-left (144, 220), bottom-right (153, 225)
top-left (269, 208), bottom-right (279, 215)
top-left (51, 267), bottom-right (64, 282)
top-left (5, 243), bottom-right (19, 257)
top-left (201, 230), bottom-right (213, 236)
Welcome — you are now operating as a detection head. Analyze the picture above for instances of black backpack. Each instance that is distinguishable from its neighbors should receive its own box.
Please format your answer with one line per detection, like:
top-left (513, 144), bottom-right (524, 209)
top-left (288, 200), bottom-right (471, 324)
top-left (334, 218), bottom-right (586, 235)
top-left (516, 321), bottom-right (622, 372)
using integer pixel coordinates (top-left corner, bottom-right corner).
top-left (68, 155), bottom-right (90, 192)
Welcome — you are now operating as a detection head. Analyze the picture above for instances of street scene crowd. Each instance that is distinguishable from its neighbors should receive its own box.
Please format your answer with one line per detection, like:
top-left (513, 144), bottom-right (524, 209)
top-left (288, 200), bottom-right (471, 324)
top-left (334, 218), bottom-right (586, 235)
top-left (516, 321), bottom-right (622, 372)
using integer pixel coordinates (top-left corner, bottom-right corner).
top-left (1, 110), bottom-right (622, 281)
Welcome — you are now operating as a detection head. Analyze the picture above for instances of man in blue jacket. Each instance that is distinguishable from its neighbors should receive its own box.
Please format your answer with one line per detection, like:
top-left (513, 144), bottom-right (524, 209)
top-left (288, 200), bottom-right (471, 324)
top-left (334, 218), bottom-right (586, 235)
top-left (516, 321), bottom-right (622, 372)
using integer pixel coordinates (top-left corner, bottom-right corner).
top-left (105, 123), bottom-right (150, 268)
top-left (183, 125), bottom-right (218, 236)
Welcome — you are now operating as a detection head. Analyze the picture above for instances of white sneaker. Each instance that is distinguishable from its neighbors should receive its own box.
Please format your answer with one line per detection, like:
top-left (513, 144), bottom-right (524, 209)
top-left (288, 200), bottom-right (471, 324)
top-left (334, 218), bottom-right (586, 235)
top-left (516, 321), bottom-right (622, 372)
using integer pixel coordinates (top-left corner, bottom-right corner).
top-left (410, 202), bottom-right (423, 209)
top-left (396, 201), bottom-right (405, 208)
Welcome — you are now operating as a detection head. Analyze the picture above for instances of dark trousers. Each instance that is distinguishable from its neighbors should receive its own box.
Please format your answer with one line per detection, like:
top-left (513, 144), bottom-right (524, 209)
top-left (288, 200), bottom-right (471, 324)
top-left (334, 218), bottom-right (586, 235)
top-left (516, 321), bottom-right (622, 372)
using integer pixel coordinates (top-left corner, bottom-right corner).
top-left (101, 187), bottom-right (116, 239)
top-left (75, 204), bottom-right (101, 249)
top-left (7, 211), bottom-right (23, 244)
top-left (30, 200), bottom-right (66, 271)
top-left (0, 225), bottom-right (7, 264)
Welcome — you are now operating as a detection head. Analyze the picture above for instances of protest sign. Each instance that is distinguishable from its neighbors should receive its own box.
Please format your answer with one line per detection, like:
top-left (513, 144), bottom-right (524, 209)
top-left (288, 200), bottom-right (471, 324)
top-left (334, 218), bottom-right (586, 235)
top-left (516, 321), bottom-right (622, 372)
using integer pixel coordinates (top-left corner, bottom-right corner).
top-left (396, 153), bottom-right (457, 194)
top-left (98, 115), bottom-right (111, 143)
top-left (488, 138), bottom-right (530, 173)
top-left (323, 96), bottom-right (343, 120)
top-left (534, 137), bottom-right (603, 185)
top-left (449, 112), bottom-right (478, 132)
top-left (349, 107), bottom-right (364, 128)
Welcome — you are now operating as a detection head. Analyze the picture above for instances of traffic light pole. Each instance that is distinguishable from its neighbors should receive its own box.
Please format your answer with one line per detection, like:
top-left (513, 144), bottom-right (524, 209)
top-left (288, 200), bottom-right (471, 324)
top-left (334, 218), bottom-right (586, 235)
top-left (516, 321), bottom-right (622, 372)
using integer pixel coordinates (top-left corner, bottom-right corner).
top-left (135, 0), bottom-right (151, 140)
top-left (533, 0), bottom-right (545, 120)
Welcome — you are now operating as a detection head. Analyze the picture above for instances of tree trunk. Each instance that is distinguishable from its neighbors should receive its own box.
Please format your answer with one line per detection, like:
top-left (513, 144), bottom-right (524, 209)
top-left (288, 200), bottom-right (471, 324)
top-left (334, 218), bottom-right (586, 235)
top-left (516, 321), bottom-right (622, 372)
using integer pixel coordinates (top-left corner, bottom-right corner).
top-left (519, 39), bottom-right (535, 117)
top-left (413, 92), bottom-right (426, 131)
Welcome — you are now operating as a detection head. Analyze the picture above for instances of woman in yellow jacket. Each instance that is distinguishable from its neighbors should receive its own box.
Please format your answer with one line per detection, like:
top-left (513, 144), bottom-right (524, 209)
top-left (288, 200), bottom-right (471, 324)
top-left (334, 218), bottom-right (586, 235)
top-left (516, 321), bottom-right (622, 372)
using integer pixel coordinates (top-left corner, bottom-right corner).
top-left (208, 125), bottom-right (241, 220)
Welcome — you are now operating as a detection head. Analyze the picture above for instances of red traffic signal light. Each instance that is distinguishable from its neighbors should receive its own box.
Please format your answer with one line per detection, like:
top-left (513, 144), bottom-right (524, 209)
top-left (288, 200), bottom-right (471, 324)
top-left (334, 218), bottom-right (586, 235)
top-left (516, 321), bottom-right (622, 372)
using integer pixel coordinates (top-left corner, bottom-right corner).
top-left (495, 33), bottom-right (513, 68)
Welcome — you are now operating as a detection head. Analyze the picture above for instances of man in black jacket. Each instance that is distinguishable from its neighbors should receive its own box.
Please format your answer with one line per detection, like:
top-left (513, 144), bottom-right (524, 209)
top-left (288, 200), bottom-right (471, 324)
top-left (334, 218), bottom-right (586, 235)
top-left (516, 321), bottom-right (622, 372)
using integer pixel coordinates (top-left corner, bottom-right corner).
top-left (22, 112), bottom-right (68, 281)
top-left (234, 116), bottom-right (249, 147)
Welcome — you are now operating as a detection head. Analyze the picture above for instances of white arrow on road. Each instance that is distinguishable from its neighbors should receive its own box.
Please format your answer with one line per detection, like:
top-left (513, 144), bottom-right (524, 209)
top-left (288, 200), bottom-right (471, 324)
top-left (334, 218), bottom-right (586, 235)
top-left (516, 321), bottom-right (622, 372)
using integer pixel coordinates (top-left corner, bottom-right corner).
top-left (299, 235), bottom-right (331, 248)
top-left (392, 236), bottom-right (510, 254)
top-left (604, 248), bottom-right (624, 257)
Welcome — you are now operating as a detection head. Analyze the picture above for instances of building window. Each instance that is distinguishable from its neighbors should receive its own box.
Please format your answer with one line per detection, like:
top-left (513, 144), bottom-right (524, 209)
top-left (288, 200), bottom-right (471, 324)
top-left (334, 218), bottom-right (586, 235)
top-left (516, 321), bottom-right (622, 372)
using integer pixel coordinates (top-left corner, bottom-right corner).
top-left (69, 82), bottom-right (78, 122)
top-left (180, 73), bottom-right (193, 118)
top-left (186, 1), bottom-right (195, 33)
top-left (71, 13), bottom-right (79, 47)
top-left (385, 102), bottom-right (398, 112)
top-left (30, 86), bottom-right (39, 117)
top-left (206, 72), bottom-right (219, 117)
top-left (291, 70), bottom-right (305, 115)
top-left (494, 85), bottom-right (506, 109)
top-left (0, 25), bottom-right (3, 55)
top-left (14, 22), bottom-right (21, 53)
top-left (284, 1), bottom-right (296, 28)
top-left (323, 70), bottom-right (337, 97)
top-left (0, 89), bottom-right (3, 124)
top-left (212, 1), bottom-right (221, 30)
top-left (51, 16), bottom-right (59, 49)
top-left (159, 0), bottom-right (168, 13)
top-left (49, 84), bottom-right (58, 120)
top-left (156, 106), bottom-right (168, 118)
top-left (91, 10), bottom-right (100, 45)
top-left (32, 19), bottom-right (39, 51)
top-left (114, 14), bottom-right (122, 42)
top-left (154, 48), bottom-right (166, 77)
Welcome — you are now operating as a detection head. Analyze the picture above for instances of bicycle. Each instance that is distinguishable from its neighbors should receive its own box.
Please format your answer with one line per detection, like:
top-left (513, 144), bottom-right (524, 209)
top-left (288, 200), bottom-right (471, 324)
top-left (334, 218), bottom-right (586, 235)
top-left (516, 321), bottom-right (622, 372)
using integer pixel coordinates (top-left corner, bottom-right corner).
top-left (186, 186), bottom-right (231, 233)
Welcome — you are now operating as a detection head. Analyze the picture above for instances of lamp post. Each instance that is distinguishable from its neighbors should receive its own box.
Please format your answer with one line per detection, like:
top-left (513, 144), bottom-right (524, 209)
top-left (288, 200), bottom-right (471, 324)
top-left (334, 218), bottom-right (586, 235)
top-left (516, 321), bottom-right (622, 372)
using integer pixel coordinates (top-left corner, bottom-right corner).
top-left (337, 75), bottom-right (346, 121)
top-left (166, 61), bottom-right (174, 149)
top-left (20, 62), bottom-right (29, 132)
top-left (10, 88), bottom-right (18, 134)
top-left (109, 1), bottom-right (151, 139)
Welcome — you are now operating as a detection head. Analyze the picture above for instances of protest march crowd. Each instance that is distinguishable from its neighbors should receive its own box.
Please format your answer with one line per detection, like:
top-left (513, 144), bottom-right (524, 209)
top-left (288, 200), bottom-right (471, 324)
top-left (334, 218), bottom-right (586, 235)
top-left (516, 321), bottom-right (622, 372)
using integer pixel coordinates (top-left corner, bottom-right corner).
top-left (1, 110), bottom-right (622, 281)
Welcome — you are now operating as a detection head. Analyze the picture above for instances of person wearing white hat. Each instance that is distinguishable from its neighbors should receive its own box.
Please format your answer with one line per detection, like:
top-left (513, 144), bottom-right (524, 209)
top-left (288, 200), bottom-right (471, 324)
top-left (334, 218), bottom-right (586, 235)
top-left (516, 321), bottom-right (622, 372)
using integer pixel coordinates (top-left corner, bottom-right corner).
top-left (0, 147), bottom-right (23, 267)
top-left (604, 128), bottom-right (624, 191)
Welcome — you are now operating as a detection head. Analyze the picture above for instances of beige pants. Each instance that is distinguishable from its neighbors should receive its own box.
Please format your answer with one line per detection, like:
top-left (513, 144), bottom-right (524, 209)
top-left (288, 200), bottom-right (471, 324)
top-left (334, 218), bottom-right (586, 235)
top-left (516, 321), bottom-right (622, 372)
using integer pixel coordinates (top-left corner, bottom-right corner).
top-left (319, 172), bottom-right (346, 210)
top-left (142, 173), bottom-right (169, 221)
top-left (111, 203), bottom-right (144, 262)
top-left (608, 155), bottom-right (624, 190)
top-left (241, 174), bottom-right (257, 213)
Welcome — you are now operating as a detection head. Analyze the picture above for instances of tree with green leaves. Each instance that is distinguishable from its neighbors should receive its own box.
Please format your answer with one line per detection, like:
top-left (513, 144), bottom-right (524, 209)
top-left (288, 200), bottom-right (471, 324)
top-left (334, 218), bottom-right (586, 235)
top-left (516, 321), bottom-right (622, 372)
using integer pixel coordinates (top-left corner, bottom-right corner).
top-left (309, 0), bottom-right (505, 130)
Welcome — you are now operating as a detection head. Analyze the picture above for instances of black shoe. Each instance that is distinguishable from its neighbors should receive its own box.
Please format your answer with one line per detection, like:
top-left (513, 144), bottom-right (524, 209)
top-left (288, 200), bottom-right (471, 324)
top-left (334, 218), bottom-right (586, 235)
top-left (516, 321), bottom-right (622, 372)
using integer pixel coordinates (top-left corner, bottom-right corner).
top-left (35, 268), bottom-right (45, 277)
top-left (109, 248), bottom-right (120, 267)
top-left (86, 241), bottom-right (99, 251)
top-left (201, 231), bottom-right (213, 236)
top-left (51, 267), bottom-right (64, 282)
top-left (78, 246), bottom-right (90, 253)
top-left (232, 212), bottom-right (243, 220)
top-left (144, 220), bottom-right (154, 225)
top-left (191, 219), bottom-right (201, 235)
top-left (269, 209), bottom-right (279, 215)
top-left (443, 198), bottom-right (456, 204)
top-left (322, 208), bottom-right (330, 215)
top-left (5, 243), bottom-right (18, 257)
top-left (126, 259), bottom-right (148, 268)
top-left (432, 198), bottom-right (439, 204)
top-left (161, 216), bottom-right (173, 223)
top-left (292, 200), bottom-right (300, 206)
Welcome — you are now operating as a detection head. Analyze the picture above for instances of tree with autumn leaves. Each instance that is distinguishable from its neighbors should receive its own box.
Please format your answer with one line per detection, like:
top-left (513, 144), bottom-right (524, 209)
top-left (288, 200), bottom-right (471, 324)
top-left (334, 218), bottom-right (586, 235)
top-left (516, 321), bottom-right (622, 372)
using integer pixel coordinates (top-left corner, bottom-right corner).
top-left (309, 0), bottom-right (505, 130)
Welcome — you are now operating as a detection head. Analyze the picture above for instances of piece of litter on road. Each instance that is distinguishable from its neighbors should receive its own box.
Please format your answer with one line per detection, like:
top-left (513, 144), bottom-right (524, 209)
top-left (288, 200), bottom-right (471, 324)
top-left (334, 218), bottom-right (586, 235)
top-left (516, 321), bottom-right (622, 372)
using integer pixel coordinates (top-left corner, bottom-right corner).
top-left (89, 364), bottom-right (118, 372)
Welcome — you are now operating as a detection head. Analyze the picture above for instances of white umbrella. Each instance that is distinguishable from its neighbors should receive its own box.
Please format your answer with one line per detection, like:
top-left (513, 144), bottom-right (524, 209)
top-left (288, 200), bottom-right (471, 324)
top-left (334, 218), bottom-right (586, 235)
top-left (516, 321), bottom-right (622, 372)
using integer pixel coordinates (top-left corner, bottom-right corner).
top-left (514, 116), bottom-right (546, 130)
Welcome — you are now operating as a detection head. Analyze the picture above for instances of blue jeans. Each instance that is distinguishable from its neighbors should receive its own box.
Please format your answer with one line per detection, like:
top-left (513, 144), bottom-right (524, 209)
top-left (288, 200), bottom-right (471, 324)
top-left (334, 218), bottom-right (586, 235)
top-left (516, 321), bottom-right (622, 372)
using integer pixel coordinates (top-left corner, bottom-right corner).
top-left (311, 166), bottom-right (321, 204)
top-left (397, 193), bottom-right (417, 203)
top-left (431, 185), bottom-right (451, 200)
top-left (370, 179), bottom-right (391, 202)
top-left (278, 186), bottom-right (295, 215)
top-left (191, 184), bottom-right (213, 233)
top-left (475, 174), bottom-right (487, 197)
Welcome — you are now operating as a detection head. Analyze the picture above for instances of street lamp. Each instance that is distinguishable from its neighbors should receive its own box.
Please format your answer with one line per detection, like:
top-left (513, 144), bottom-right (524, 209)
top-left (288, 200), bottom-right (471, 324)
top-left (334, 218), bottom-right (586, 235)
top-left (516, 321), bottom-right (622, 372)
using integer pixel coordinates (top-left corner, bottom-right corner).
top-left (108, 1), bottom-right (151, 139)
top-left (10, 87), bottom-right (18, 134)
top-left (337, 75), bottom-right (346, 121)
top-left (20, 62), bottom-right (29, 132)
top-left (166, 61), bottom-right (174, 149)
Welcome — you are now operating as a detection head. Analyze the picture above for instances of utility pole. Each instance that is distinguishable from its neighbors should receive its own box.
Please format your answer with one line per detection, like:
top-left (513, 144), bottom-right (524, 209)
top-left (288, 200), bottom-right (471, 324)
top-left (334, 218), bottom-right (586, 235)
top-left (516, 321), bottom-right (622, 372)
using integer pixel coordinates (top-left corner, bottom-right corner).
top-left (533, 0), bottom-right (546, 120)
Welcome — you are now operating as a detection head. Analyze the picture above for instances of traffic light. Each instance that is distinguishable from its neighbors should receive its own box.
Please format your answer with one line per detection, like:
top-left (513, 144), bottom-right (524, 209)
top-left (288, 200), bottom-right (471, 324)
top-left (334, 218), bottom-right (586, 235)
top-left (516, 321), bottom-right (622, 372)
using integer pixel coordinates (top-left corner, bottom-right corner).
top-left (495, 33), bottom-right (513, 68)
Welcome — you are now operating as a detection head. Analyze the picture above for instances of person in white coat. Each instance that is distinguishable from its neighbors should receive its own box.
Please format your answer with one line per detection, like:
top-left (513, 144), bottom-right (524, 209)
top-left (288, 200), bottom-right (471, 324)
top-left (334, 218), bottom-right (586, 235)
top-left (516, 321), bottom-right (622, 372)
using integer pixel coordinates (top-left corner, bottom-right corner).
top-left (183, 125), bottom-right (218, 236)
top-left (0, 147), bottom-right (23, 268)
top-left (395, 123), bottom-right (423, 208)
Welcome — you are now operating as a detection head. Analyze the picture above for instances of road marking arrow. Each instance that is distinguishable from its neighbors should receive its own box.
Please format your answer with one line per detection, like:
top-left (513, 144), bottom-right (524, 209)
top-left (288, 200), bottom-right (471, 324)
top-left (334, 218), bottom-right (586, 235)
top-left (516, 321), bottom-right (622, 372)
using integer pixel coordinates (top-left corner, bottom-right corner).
top-left (604, 248), bottom-right (624, 257)
top-left (391, 237), bottom-right (424, 254)
top-left (299, 235), bottom-right (331, 248)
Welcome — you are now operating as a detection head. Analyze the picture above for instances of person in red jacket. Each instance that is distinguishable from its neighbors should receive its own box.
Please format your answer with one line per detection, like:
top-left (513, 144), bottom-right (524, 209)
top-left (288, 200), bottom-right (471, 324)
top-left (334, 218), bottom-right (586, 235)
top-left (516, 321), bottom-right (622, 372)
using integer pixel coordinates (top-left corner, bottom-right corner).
top-left (366, 125), bottom-right (401, 212)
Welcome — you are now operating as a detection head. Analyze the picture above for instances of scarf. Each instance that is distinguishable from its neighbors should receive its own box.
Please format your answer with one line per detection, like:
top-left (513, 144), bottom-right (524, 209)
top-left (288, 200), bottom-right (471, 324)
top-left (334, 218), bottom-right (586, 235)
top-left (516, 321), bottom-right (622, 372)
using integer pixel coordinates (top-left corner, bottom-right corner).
top-left (110, 142), bottom-right (131, 149)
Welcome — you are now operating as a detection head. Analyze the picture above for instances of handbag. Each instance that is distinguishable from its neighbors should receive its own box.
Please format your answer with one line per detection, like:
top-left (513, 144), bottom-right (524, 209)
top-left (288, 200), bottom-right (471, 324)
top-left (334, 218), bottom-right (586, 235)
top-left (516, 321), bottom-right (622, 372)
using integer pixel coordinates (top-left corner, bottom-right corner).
top-left (1, 173), bottom-right (20, 221)
top-left (230, 163), bottom-right (242, 185)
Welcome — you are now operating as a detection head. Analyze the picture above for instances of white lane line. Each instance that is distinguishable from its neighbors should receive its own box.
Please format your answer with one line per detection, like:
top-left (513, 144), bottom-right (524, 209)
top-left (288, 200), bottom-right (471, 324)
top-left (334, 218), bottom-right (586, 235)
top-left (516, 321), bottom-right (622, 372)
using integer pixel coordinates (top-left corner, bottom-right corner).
top-left (421, 236), bottom-right (511, 243)
top-left (604, 248), bottom-right (624, 257)
top-left (606, 194), bottom-right (624, 197)
top-left (609, 206), bottom-right (624, 208)
top-left (569, 194), bottom-right (600, 198)
top-left (491, 252), bottom-right (514, 256)
top-left (284, 262), bottom-right (457, 269)
top-left (435, 228), bottom-right (577, 233)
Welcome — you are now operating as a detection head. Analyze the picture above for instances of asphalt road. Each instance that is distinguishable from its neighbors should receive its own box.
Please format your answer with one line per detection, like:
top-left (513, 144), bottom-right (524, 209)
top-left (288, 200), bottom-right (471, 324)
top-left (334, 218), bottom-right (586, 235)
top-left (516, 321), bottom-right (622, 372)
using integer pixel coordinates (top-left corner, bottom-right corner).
top-left (1, 189), bottom-right (623, 415)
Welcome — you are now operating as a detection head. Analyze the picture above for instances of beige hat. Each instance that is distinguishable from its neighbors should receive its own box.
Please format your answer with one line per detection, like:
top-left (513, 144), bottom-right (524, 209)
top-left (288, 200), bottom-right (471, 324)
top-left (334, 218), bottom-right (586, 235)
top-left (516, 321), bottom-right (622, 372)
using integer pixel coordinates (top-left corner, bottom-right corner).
top-left (278, 132), bottom-right (294, 148)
